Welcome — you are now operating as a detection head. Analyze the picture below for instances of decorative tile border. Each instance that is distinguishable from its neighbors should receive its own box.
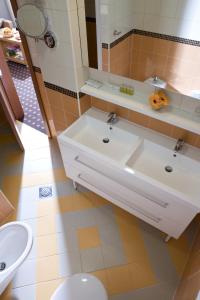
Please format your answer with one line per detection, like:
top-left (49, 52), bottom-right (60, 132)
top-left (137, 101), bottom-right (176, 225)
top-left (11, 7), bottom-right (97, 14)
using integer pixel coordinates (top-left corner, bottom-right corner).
top-left (102, 43), bottom-right (109, 49)
top-left (44, 82), bottom-right (85, 99)
top-left (110, 30), bottom-right (133, 48)
top-left (44, 82), bottom-right (78, 98)
top-left (133, 29), bottom-right (200, 47)
top-left (102, 29), bottom-right (200, 49)
top-left (102, 30), bottom-right (133, 49)
top-left (33, 66), bottom-right (41, 73)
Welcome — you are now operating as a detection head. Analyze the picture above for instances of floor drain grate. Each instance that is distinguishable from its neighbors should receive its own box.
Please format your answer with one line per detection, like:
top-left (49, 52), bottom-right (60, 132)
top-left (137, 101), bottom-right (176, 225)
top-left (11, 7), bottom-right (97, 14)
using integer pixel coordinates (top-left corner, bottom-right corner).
top-left (0, 262), bottom-right (6, 271)
top-left (39, 186), bottom-right (53, 198)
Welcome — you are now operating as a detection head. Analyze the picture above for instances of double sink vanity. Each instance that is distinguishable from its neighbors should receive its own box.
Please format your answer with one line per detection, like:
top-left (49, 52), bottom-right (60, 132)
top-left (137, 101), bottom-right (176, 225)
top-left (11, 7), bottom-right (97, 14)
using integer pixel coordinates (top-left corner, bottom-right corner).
top-left (58, 108), bottom-right (200, 240)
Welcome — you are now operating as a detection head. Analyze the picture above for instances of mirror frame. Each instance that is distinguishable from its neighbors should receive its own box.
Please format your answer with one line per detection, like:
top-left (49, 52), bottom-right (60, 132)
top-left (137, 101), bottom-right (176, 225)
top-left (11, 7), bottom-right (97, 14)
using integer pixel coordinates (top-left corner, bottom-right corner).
top-left (16, 4), bottom-right (48, 39)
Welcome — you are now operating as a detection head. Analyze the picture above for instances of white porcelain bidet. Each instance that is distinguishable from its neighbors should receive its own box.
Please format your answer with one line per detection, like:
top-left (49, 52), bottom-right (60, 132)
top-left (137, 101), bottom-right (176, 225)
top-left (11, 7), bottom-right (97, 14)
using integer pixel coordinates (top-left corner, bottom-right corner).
top-left (0, 222), bottom-right (33, 295)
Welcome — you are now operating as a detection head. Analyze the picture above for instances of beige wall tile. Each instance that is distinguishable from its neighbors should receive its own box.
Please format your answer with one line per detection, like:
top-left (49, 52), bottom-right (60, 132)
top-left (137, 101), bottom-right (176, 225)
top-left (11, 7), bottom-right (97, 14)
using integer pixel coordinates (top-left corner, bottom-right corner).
top-left (46, 88), bottom-right (62, 110)
top-left (80, 95), bottom-right (91, 114)
top-left (128, 110), bottom-right (150, 127)
top-left (107, 103), bottom-right (129, 119)
top-left (61, 94), bottom-right (79, 116)
top-left (148, 118), bottom-right (173, 136)
top-left (91, 97), bottom-right (109, 111)
top-left (102, 48), bottom-right (109, 66)
top-left (172, 128), bottom-right (199, 147)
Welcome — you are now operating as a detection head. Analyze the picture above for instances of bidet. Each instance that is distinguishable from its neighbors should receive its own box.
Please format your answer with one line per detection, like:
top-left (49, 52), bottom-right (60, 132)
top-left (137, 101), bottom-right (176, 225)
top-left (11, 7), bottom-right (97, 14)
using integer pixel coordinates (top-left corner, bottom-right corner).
top-left (0, 221), bottom-right (33, 295)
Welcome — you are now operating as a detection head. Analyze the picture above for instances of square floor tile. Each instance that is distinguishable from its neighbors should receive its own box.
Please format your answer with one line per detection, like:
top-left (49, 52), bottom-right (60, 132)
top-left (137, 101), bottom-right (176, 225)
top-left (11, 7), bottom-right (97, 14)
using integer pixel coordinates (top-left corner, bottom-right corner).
top-left (78, 226), bottom-right (101, 250)
top-left (59, 251), bottom-right (82, 276)
top-left (80, 247), bottom-right (104, 272)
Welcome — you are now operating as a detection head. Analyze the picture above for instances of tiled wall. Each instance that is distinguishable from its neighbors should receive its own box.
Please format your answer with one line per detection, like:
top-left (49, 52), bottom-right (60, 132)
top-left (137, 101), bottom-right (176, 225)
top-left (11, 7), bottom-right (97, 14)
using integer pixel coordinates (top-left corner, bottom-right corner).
top-left (130, 34), bottom-right (200, 95)
top-left (34, 69), bottom-right (91, 135)
top-left (17, 0), bottom-right (85, 92)
top-left (110, 35), bottom-right (132, 78)
top-left (103, 32), bottom-right (200, 96)
top-left (100, 0), bottom-right (135, 44)
top-left (100, 0), bottom-right (200, 44)
top-left (174, 225), bottom-right (200, 300)
top-left (85, 95), bottom-right (200, 148)
top-left (15, 0), bottom-right (89, 135)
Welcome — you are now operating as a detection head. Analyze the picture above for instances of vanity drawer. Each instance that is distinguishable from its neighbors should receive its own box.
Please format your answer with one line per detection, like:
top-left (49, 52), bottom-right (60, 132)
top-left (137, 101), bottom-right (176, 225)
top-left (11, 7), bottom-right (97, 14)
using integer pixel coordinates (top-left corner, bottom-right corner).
top-left (62, 150), bottom-right (196, 225)
top-left (65, 164), bottom-right (196, 234)
top-left (65, 163), bottom-right (186, 239)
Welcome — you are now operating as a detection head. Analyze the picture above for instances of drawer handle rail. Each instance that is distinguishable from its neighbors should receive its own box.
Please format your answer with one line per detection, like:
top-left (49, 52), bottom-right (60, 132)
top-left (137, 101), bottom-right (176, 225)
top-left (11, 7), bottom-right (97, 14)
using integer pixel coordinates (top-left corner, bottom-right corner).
top-left (78, 173), bottom-right (161, 224)
top-left (74, 156), bottom-right (169, 209)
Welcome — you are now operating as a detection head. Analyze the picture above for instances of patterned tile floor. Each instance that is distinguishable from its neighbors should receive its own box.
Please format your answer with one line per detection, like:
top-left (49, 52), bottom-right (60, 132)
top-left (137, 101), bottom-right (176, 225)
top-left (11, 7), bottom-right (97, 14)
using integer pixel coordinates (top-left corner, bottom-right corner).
top-left (8, 61), bottom-right (46, 134)
top-left (0, 122), bottom-right (198, 300)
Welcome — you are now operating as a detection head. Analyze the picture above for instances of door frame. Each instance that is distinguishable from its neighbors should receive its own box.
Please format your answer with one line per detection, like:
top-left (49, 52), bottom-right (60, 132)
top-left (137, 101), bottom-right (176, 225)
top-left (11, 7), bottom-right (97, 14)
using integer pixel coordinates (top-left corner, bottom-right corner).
top-left (10, 0), bottom-right (52, 138)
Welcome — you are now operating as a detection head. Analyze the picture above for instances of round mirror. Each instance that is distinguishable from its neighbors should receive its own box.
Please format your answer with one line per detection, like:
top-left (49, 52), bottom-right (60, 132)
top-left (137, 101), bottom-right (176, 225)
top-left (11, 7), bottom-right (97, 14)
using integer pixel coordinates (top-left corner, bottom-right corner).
top-left (16, 4), bottom-right (48, 38)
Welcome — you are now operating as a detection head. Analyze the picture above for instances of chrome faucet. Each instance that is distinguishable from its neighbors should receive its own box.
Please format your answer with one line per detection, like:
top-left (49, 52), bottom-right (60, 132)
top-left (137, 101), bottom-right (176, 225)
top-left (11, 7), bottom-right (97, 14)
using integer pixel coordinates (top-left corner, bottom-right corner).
top-left (107, 112), bottom-right (118, 125)
top-left (174, 139), bottom-right (185, 152)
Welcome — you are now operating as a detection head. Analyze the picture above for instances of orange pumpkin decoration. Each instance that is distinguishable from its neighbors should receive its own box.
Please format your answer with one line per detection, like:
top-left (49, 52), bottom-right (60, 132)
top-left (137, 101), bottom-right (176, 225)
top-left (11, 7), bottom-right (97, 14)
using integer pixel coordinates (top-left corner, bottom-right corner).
top-left (149, 91), bottom-right (169, 110)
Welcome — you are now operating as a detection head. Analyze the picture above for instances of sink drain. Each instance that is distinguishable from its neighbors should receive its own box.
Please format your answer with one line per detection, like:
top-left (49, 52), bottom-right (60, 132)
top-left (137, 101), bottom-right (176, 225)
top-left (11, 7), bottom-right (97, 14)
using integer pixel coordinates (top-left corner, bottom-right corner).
top-left (165, 165), bottom-right (173, 173)
top-left (102, 138), bottom-right (110, 143)
top-left (0, 262), bottom-right (6, 271)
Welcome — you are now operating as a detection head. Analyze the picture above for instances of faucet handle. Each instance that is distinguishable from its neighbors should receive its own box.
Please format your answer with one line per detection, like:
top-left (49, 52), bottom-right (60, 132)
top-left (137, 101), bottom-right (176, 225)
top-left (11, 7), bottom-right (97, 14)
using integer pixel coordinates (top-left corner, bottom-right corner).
top-left (108, 112), bottom-right (116, 118)
top-left (178, 138), bottom-right (185, 145)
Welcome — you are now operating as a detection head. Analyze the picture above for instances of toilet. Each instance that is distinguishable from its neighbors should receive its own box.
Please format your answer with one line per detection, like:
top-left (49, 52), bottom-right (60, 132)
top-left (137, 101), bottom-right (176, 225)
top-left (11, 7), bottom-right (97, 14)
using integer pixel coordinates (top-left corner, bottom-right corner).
top-left (51, 273), bottom-right (108, 300)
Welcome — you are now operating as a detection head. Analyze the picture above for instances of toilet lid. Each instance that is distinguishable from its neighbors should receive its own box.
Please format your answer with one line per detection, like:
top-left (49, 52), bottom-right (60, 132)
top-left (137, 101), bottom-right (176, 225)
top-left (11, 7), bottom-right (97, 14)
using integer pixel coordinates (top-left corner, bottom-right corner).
top-left (51, 274), bottom-right (108, 300)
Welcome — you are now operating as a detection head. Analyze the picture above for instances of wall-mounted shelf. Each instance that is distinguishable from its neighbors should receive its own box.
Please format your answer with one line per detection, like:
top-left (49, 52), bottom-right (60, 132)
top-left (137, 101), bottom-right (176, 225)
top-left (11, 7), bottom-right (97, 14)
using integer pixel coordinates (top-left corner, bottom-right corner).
top-left (0, 33), bottom-right (27, 66)
top-left (81, 83), bottom-right (200, 135)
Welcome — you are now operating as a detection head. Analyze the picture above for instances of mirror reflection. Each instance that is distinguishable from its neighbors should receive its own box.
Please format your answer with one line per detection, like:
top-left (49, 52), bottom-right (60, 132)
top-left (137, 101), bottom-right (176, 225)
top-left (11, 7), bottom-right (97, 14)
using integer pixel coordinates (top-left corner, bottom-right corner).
top-left (17, 4), bottom-right (48, 38)
top-left (84, 0), bottom-right (200, 98)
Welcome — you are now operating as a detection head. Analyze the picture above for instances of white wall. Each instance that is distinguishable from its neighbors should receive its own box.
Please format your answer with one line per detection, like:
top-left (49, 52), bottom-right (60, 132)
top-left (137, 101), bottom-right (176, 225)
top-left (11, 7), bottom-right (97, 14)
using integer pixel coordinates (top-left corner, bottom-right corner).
top-left (141, 0), bottom-right (200, 40)
top-left (100, 0), bottom-right (200, 44)
top-left (100, 0), bottom-right (135, 44)
top-left (17, 0), bottom-right (85, 92)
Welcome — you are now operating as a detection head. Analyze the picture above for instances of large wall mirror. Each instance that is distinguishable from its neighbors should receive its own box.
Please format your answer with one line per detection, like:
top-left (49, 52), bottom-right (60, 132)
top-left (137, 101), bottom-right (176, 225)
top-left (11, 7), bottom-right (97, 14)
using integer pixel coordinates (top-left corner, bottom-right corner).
top-left (83, 0), bottom-right (200, 99)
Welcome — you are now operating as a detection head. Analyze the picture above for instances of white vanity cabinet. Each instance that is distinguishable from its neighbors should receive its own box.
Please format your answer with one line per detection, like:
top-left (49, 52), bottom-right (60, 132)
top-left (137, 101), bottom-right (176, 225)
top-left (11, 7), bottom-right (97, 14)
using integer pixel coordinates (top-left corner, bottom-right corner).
top-left (58, 140), bottom-right (197, 239)
top-left (58, 108), bottom-right (200, 240)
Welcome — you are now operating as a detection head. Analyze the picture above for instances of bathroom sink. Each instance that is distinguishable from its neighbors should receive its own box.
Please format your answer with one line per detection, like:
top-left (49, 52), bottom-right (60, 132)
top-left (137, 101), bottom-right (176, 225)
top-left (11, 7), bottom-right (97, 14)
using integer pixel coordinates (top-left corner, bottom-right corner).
top-left (60, 108), bottom-right (140, 164)
top-left (0, 222), bottom-right (33, 295)
top-left (126, 139), bottom-right (200, 201)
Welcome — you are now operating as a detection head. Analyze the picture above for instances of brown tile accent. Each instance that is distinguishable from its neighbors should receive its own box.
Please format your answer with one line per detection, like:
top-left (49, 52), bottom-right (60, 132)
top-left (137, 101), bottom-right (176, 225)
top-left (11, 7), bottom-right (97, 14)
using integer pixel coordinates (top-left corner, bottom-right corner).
top-left (128, 110), bottom-right (150, 127)
top-left (61, 94), bottom-right (79, 116)
top-left (148, 118), bottom-right (174, 136)
top-left (45, 87), bottom-right (78, 134)
top-left (91, 97), bottom-right (109, 112)
top-left (107, 103), bottom-right (129, 119)
top-left (172, 128), bottom-right (198, 147)
top-left (102, 48), bottom-right (109, 66)
top-left (80, 95), bottom-right (91, 114)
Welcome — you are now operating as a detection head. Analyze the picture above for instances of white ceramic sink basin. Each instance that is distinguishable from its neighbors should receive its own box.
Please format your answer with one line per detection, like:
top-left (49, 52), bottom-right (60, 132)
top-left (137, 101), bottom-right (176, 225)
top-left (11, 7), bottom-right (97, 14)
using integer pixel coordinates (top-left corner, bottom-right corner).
top-left (61, 109), bottom-right (140, 164)
top-left (0, 222), bottom-right (33, 295)
top-left (126, 139), bottom-right (200, 201)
